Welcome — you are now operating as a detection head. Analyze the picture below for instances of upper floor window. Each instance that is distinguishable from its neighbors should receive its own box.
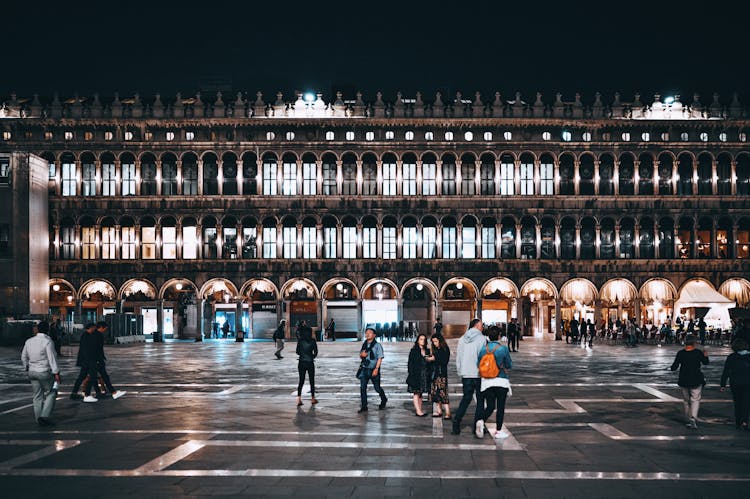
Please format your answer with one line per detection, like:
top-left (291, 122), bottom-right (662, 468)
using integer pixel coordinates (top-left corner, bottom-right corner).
top-left (62, 160), bottom-right (76, 196)
top-left (104, 131), bottom-right (114, 141)
top-left (582, 132), bottom-right (592, 142)
top-left (422, 162), bottom-right (436, 195)
top-left (503, 131), bottom-right (512, 141)
top-left (405, 131), bottom-right (414, 141)
top-left (739, 132), bottom-right (747, 142)
top-left (719, 132), bottom-right (728, 142)
top-left (365, 131), bottom-right (374, 141)
top-left (424, 131), bottom-right (434, 141)
top-left (262, 158), bottom-right (277, 195)
top-left (0, 157), bottom-right (9, 183)
top-left (102, 161), bottom-right (116, 196)
top-left (84, 132), bottom-right (94, 141)
top-left (542, 131), bottom-right (551, 141)
top-left (699, 132), bottom-right (709, 142)
top-left (540, 160), bottom-right (554, 195)
top-left (285, 131), bottom-right (295, 141)
top-left (385, 130), bottom-right (395, 140)
top-left (44, 131), bottom-right (53, 140)
top-left (444, 131), bottom-right (454, 141)
top-left (680, 132), bottom-right (689, 141)
top-left (325, 131), bottom-right (335, 140)
top-left (402, 161), bottom-right (416, 195)
top-left (122, 161), bottom-right (136, 196)
top-left (165, 131), bottom-right (175, 141)
top-left (464, 131), bottom-right (474, 141)
top-left (2, 131), bottom-right (11, 141)
top-left (382, 160), bottom-right (397, 195)
top-left (266, 131), bottom-right (276, 141)
top-left (561, 131), bottom-right (572, 142)
top-left (185, 131), bottom-right (195, 141)
top-left (500, 160), bottom-right (515, 196)
top-left (64, 131), bottom-right (73, 140)
top-left (642, 132), bottom-right (650, 142)
top-left (483, 131), bottom-right (493, 141)
top-left (621, 132), bottom-right (631, 142)
top-left (302, 161), bottom-right (317, 195)
top-left (345, 131), bottom-right (355, 141)
top-left (144, 131), bottom-right (153, 141)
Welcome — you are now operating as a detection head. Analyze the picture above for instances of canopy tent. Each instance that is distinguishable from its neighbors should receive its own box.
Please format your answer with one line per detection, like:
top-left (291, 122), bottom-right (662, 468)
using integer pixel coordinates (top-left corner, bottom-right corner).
top-left (674, 280), bottom-right (735, 329)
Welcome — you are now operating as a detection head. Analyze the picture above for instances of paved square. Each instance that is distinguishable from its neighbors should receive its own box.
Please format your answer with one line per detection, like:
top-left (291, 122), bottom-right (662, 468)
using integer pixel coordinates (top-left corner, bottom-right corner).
top-left (1, 338), bottom-right (748, 498)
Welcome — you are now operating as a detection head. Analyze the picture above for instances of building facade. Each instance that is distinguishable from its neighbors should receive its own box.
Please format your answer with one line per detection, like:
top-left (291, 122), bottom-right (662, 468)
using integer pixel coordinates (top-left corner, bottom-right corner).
top-left (2, 90), bottom-right (750, 338)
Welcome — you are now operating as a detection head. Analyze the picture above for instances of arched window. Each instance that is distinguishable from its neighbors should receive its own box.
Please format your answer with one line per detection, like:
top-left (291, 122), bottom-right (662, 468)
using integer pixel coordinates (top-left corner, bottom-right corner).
top-left (322, 216), bottom-right (337, 259)
top-left (520, 217), bottom-right (536, 259)
top-left (716, 217), bottom-right (732, 259)
top-left (383, 217), bottom-right (397, 259)
top-left (560, 217), bottom-right (576, 260)
top-left (659, 217), bottom-right (675, 259)
top-left (580, 218), bottom-right (595, 259)
top-left (101, 218), bottom-right (116, 259)
top-left (301, 153), bottom-right (317, 195)
top-left (461, 154), bottom-right (476, 195)
top-left (101, 153), bottom-right (116, 196)
top-left (161, 217), bottom-right (177, 259)
top-left (600, 218), bottom-right (615, 259)
top-left (638, 153), bottom-right (654, 195)
top-left (203, 154), bottom-right (219, 195)
top-left (619, 218), bottom-right (635, 258)
top-left (282, 217), bottom-right (297, 259)
top-left (677, 154), bottom-right (694, 195)
top-left (499, 154), bottom-right (514, 195)
top-left (262, 218), bottom-right (277, 258)
top-left (242, 152), bottom-right (257, 195)
top-left (182, 217), bottom-right (198, 259)
top-left (121, 217), bottom-right (136, 259)
top-left (342, 154), bottom-right (357, 195)
top-left (480, 155), bottom-right (495, 195)
top-left (382, 154), bottom-right (397, 195)
top-left (80, 216), bottom-right (96, 259)
top-left (422, 217), bottom-right (437, 259)
top-left (739, 218), bottom-right (750, 258)
top-left (501, 217), bottom-right (516, 259)
top-left (403, 217), bottom-right (418, 259)
top-left (61, 153), bottom-right (77, 196)
top-left (599, 154), bottom-right (614, 195)
top-left (223, 153), bottom-right (238, 195)
top-left (262, 153), bottom-right (278, 195)
top-left (696, 218), bottom-right (712, 258)
top-left (141, 216), bottom-right (156, 259)
top-left (342, 217), bottom-right (357, 259)
top-left (362, 216), bottom-right (377, 258)
top-left (639, 218), bottom-right (655, 259)
top-left (737, 154), bottom-right (750, 196)
top-left (202, 217), bottom-right (218, 259)
top-left (182, 153), bottom-right (198, 195)
top-left (81, 153), bottom-right (96, 196)
top-left (579, 154), bottom-right (595, 195)
top-left (241, 217), bottom-right (258, 259)
top-left (402, 154), bottom-right (417, 196)
top-left (421, 153), bottom-right (437, 195)
top-left (520, 153), bottom-right (534, 195)
top-left (441, 217), bottom-right (457, 259)
top-left (559, 154), bottom-right (575, 195)
top-left (161, 153), bottom-right (177, 195)
top-left (302, 217), bottom-right (316, 259)
top-left (222, 216), bottom-right (238, 259)
top-left (717, 153), bottom-right (732, 195)
top-left (121, 153), bottom-right (136, 196)
top-left (658, 154), bottom-right (674, 195)
top-left (677, 217), bottom-right (693, 258)
top-left (282, 153), bottom-right (298, 196)
top-left (619, 154), bottom-right (634, 195)
top-left (461, 216), bottom-right (477, 259)
top-left (540, 218), bottom-right (556, 259)
top-left (540, 154), bottom-right (554, 195)
top-left (697, 154), bottom-right (713, 195)
top-left (362, 154), bottom-right (377, 195)
top-left (442, 154), bottom-right (456, 195)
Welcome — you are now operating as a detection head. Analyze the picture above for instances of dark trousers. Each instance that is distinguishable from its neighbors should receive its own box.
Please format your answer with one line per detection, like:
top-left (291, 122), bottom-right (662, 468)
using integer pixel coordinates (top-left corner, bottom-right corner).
top-left (85, 362), bottom-right (115, 396)
top-left (72, 365), bottom-right (101, 396)
top-left (482, 386), bottom-right (509, 429)
top-left (359, 368), bottom-right (387, 408)
top-left (454, 377), bottom-right (484, 425)
top-left (731, 384), bottom-right (750, 427)
top-left (509, 333), bottom-right (519, 351)
top-left (297, 361), bottom-right (316, 396)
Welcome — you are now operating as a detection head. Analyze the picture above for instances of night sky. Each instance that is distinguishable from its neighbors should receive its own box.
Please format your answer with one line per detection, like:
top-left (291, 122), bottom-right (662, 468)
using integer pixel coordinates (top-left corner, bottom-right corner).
top-left (3, 0), bottom-right (749, 103)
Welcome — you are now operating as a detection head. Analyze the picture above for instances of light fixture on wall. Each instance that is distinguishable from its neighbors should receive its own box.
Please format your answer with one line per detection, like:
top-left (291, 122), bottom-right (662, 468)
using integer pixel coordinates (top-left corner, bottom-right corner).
top-left (416, 283), bottom-right (424, 291)
top-left (456, 282), bottom-right (463, 290)
top-left (52, 284), bottom-right (60, 291)
top-left (175, 283), bottom-right (183, 291)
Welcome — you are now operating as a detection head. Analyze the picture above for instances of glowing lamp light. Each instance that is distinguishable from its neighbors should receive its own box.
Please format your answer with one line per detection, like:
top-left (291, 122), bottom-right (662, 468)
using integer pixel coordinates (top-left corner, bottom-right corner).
top-left (303, 92), bottom-right (315, 103)
top-left (416, 283), bottom-right (424, 291)
top-left (376, 283), bottom-right (384, 292)
top-left (175, 283), bottom-right (183, 290)
top-left (66, 295), bottom-right (73, 302)
top-left (456, 282), bottom-right (464, 290)
top-left (52, 284), bottom-right (60, 292)
top-left (336, 283), bottom-right (344, 291)
top-left (664, 96), bottom-right (675, 104)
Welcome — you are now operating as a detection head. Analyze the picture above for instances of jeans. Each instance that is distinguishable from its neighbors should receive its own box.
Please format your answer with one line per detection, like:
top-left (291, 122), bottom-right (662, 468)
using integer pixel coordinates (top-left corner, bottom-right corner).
top-left (482, 386), bottom-right (509, 429)
top-left (84, 362), bottom-right (116, 396)
top-left (298, 361), bottom-right (315, 396)
top-left (359, 368), bottom-right (387, 408)
top-left (731, 384), bottom-right (750, 427)
top-left (28, 370), bottom-right (56, 420)
top-left (72, 365), bottom-right (102, 396)
top-left (274, 339), bottom-right (284, 357)
top-left (681, 386), bottom-right (703, 421)
top-left (454, 378), bottom-right (483, 425)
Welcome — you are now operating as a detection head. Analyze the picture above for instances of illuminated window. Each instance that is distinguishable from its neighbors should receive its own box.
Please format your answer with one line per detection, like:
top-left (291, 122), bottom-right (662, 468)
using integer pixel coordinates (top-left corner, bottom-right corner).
top-left (262, 227), bottom-right (276, 258)
top-left (162, 227), bottom-right (176, 259)
top-left (582, 132), bottom-right (592, 142)
top-left (343, 226), bottom-right (356, 259)
top-left (363, 226), bottom-right (376, 258)
top-left (740, 132), bottom-right (747, 142)
top-left (504, 131), bottom-right (512, 141)
top-left (482, 227), bottom-right (496, 258)
top-left (422, 161), bottom-right (436, 195)
top-left (402, 161), bottom-right (416, 195)
top-left (84, 132), bottom-right (93, 141)
top-left (385, 130), bottom-right (395, 140)
top-left (144, 131), bottom-right (153, 141)
top-left (124, 131), bottom-right (133, 141)
top-left (0, 157), bottom-right (9, 183)
top-left (719, 132), bottom-right (727, 142)
top-left (444, 131), bottom-right (454, 141)
top-left (121, 226), bottom-right (136, 259)
top-left (322, 161), bottom-right (337, 195)
top-left (500, 160), bottom-right (515, 195)
top-left (382, 160), bottom-right (397, 195)
top-left (324, 226), bottom-right (336, 258)
top-left (680, 132), bottom-right (689, 141)
top-left (642, 132), bottom-right (650, 141)
top-left (383, 227), bottom-right (396, 259)
top-left (44, 131), bottom-right (53, 140)
top-left (542, 131), bottom-right (551, 141)
top-left (64, 131), bottom-right (73, 140)
top-left (661, 132), bottom-right (670, 141)
top-left (365, 131), bottom-right (374, 141)
top-left (422, 226), bottom-right (436, 258)
top-left (303, 226), bottom-right (316, 259)
top-left (185, 131), bottom-right (195, 141)
top-left (81, 162), bottom-right (96, 196)
top-left (262, 158), bottom-right (277, 195)
top-left (483, 131), bottom-right (493, 141)
top-left (102, 162), bottom-right (116, 196)
top-left (302, 161), bottom-right (317, 195)
top-left (62, 160), bottom-right (76, 196)
top-left (325, 131), bottom-right (335, 140)
top-left (165, 131), bottom-right (175, 141)
top-left (283, 226), bottom-right (297, 258)
top-left (621, 132), bottom-right (631, 141)
top-left (104, 131), bottom-right (113, 141)
top-left (699, 132), bottom-right (709, 142)
top-left (424, 131), bottom-right (434, 140)
top-left (462, 226), bottom-right (476, 258)
top-left (561, 131), bottom-right (572, 142)
top-left (403, 226), bottom-right (417, 259)
top-left (61, 226), bottom-right (75, 259)
top-left (405, 131), bottom-right (414, 141)
top-left (100, 226), bottom-right (115, 259)
top-left (442, 226), bottom-right (456, 258)
top-left (141, 227), bottom-right (156, 259)
top-left (266, 131), bottom-right (275, 141)
top-left (181, 226), bottom-right (197, 259)
top-left (282, 161), bottom-right (297, 195)
top-left (81, 227), bottom-right (96, 259)
top-left (2, 131), bottom-right (11, 141)
top-left (464, 131), bottom-right (474, 141)
top-left (540, 161), bottom-right (554, 195)
top-left (346, 131), bottom-right (355, 141)
top-left (285, 131), bottom-right (295, 141)
top-left (520, 160), bottom-right (534, 195)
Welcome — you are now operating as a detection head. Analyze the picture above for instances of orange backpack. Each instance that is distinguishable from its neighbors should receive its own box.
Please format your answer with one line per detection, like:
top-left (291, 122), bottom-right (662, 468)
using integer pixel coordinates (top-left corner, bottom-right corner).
top-left (478, 344), bottom-right (500, 378)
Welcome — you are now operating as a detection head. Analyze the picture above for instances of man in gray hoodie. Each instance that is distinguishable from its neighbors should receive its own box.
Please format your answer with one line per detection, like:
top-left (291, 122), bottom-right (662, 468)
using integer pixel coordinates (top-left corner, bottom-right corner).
top-left (452, 318), bottom-right (487, 435)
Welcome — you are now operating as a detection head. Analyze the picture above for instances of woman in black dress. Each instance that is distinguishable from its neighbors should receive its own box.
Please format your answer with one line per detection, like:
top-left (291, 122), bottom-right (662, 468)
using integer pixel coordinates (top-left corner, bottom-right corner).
top-left (429, 334), bottom-right (451, 419)
top-left (406, 333), bottom-right (430, 416)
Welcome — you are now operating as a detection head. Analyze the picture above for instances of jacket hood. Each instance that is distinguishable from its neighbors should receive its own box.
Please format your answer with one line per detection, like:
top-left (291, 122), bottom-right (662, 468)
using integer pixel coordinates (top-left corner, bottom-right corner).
top-left (461, 328), bottom-right (484, 344)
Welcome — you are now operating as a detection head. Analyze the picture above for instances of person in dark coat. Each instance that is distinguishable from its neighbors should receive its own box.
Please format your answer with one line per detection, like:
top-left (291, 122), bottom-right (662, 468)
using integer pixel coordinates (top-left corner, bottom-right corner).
top-left (720, 338), bottom-right (750, 430)
top-left (428, 334), bottom-right (451, 418)
top-left (295, 327), bottom-right (318, 406)
top-left (70, 323), bottom-right (102, 400)
top-left (406, 333), bottom-right (431, 416)
top-left (670, 334), bottom-right (709, 428)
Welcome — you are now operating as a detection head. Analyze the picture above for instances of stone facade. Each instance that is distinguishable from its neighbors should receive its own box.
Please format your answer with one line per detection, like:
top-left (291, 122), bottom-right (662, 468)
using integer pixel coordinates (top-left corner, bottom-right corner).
top-left (1, 90), bottom-right (749, 338)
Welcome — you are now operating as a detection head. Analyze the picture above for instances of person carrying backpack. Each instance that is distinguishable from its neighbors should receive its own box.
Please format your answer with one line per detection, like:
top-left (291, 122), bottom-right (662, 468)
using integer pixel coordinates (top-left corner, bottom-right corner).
top-left (720, 338), bottom-right (750, 431)
top-left (474, 326), bottom-right (513, 439)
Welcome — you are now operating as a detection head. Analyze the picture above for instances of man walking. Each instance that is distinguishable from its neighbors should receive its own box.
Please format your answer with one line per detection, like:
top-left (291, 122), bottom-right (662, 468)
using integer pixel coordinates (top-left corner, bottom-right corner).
top-left (21, 321), bottom-right (61, 426)
top-left (273, 319), bottom-right (286, 359)
top-left (452, 318), bottom-right (487, 435)
top-left (507, 319), bottom-right (519, 352)
top-left (70, 323), bottom-right (102, 400)
top-left (357, 328), bottom-right (387, 412)
top-left (87, 322), bottom-right (125, 401)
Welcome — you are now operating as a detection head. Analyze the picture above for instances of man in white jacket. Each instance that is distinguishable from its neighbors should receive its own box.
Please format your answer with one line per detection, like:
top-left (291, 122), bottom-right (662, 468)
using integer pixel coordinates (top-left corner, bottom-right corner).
top-left (452, 318), bottom-right (486, 435)
top-left (21, 321), bottom-right (61, 426)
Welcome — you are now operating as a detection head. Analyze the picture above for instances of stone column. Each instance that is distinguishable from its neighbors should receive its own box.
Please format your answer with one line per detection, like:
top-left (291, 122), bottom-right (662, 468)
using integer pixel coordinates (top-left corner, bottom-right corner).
top-left (712, 158), bottom-right (718, 195)
top-left (195, 224), bottom-right (202, 259)
top-left (575, 223), bottom-right (581, 259)
top-left (75, 159), bottom-right (82, 196)
top-left (235, 299), bottom-right (243, 339)
top-left (356, 159), bottom-right (363, 195)
top-left (614, 223), bottom-right (621, 258)
top-left (534, 158), bottom-right (541, 195)
top-left (156, 299), bottom-right (164, 342)
top-left (731, 160), bottom-right (737, 195)
top-left (555, 298), bottom-right (562, 340)
top-left (275, 221), bottom-right (283, 259)
top-left (155, 159), bottom-right (162, 196)
top-left (654, 221), bottom-right (661, 259)
top-left (396, 159), bottom-right (404, 196)
top-left (733, 223), bottom-right (739, 259)
top-left (495, 220), bottom-right (502, 259)
top-left (198, 298), bottom-right (206, 339)
top-left (633, 159), bottom-right (640, 196)
top-left (114, 158), bottom-right (122, 196)
top-left (416, 159), bottom-right (423, 196)
top-left (574, 159), bottom-right (580, 196)
top-left (134, 224), bottom-right (141, 259)
top-left (114, 224), bottom-right (121, 260)
top-left (595, 224), bottom-right (601, 259)
top-left (53, 225), bottom-right (60, 260)
top-left (176, 159), bottom-right (183, 195)
top-left (593, 160), bottom-right (600, 195)
top-left (613, 159), bottom-right (620, 196)
top-left (336, 159), bottom-right (343, 194)
top-left (535, 222), bottom-right (541, 259)
top-left (515, 223), bottom-right (522, 259)
top-left (336, 223), bottom-right (343, 259)
top-left (634, 225), bottom-right (641, 258)
top-left (134, 159), bottom-right (142, 195)
top-left (257, 157), bottom-right (264, 195)
top-left (435, 160), bottom-right (443, 195)
top-left (197, 158), bottom-right (204, 195)
top-left (316, 222), bottom-right (323, 258)
top-left (297, 223), bottom-right (303, 258)
top-left (236, 159), bottom-right (244, 195)
top-left (435, 222), bottom-right (443, 259)
top-left (74, 224), bottom-right (81, 259)
top-left (416, 222), bottom-right (423, 259)
top-left (75, 299), bottom-right (83, 324)
top-left (513, 159), bottom-right (521, 195)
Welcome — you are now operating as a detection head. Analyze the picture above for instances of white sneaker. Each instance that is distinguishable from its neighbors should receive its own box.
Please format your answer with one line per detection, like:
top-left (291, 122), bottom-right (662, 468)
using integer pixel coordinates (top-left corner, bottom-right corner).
top-left (83, 395), bottom-right (98, 403)
top-left (475, 420), bottom-right (485, 438)
top-left (111, 391), bottom-right (126, 400)
top-left (494, 430), bottom-right (510, 439)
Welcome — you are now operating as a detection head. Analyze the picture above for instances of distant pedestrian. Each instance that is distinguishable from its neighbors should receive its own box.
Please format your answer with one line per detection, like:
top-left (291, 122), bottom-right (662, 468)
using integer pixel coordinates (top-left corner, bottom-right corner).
top-left (581, 319), bottom-right (591, 346)
top-left (588, 319), bottom-right (596, 347)
top-left (221, 320), bottom-right (230, 338)
top-left (670, 334), bottom-right (709, 429)
top-left (50, 317), bottom-right (63, 356)
top-left (570, 318), bottom-right (579, 343)
top-left (698, 318), bottom-right (707, 346)
top-left (429, 334), bottom-right (451, 419)
top-left (475, 328), bottom-right (512, 439)
top-left (326, 318), bottom-right (336, 341)
top-left (357, 328), bottom-right (387, 412)
top-left (406, 334), bottom-right (431, 416)
top-left (70, 323), bottom-right (102, 400)
top-left (507, 319), bottom-right (519, 352)
top-left (21, 321), bottom-right (61, 426)
top-left (295, 327), bottom-right (318, 406)
top-left (90, 321), bottom-right (126, 401)
top-left (720, 338), bottom-right (750, 431)
top-left (452, 318), bottom-right (486, 435)
top-left (433, 318), bottom-right (443, 337)
top-left (273, 320), bottom-right (286, 359)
